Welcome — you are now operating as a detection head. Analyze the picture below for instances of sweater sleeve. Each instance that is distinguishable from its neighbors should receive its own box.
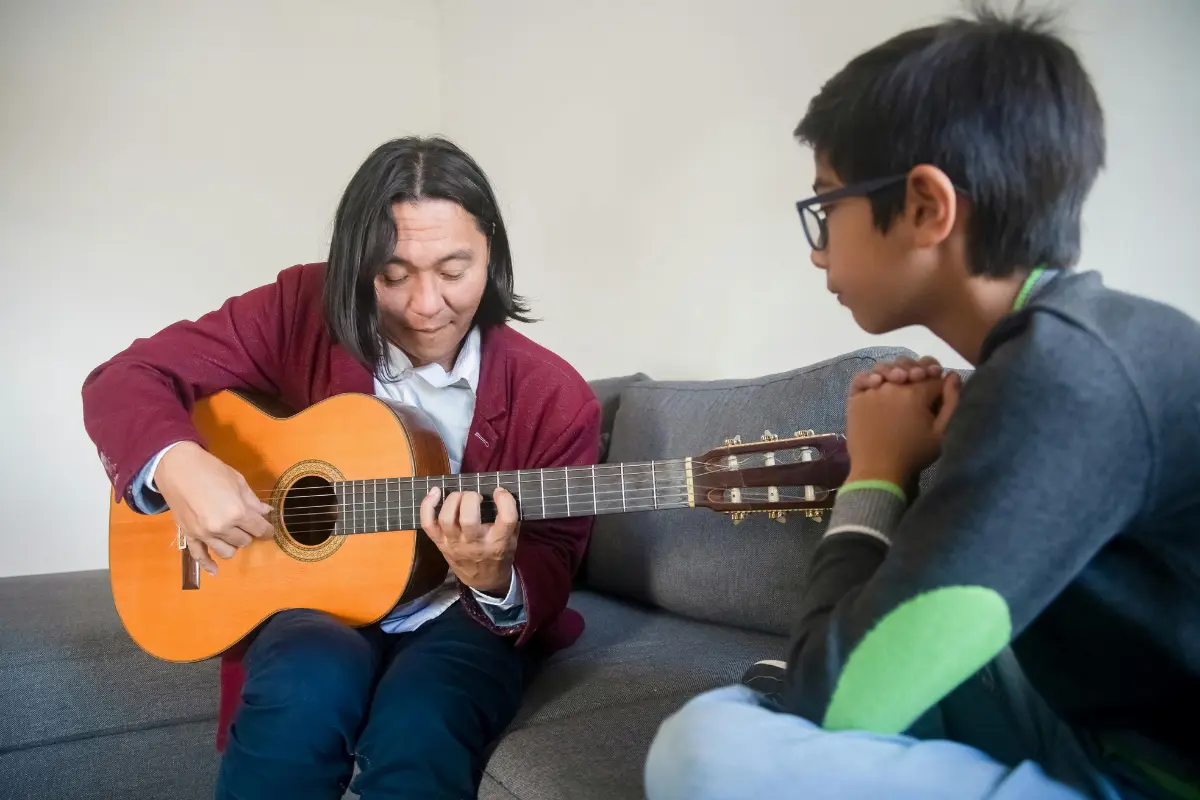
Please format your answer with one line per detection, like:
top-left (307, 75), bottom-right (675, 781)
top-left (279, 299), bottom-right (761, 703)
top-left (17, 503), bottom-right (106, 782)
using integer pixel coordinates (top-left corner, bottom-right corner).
top-left (81, 274), bottom-right (292, 507)
top-left (782, 316), bottom-right (1154, 733)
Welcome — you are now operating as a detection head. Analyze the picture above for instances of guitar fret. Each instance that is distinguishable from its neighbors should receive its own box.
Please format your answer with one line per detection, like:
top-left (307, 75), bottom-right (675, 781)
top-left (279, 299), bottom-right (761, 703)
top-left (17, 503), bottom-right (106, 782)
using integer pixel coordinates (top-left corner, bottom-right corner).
top-left (565, 468), bottom-right (570, 517)
top-left (386, 478), bottom-right (394, 531)
top-left (591, 464), bottom-right (597, 516)
top-left (620, 463), bottom-right (626, 512)
top-left (651, 461), bottom-right (658, 509)
top-left (540, 470), bottom-right (546, 520)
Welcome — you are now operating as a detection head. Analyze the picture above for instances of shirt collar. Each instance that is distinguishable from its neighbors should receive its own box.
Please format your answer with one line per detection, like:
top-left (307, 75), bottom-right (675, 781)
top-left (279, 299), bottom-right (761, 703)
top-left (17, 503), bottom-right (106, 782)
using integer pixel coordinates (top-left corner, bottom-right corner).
top-left (1012, 266), bottom-right (1061, 311)
top-left (382, 326), bottom-right (481, 392)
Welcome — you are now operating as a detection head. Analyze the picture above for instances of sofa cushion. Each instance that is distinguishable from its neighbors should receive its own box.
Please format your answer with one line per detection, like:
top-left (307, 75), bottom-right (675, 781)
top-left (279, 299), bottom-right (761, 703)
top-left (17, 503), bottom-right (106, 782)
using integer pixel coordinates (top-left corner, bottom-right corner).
top-left (0, 570), bottom-right (220, 756)
top-left (587, 372), bottom-right (651, 462)
top-left (0, 718), bottom-right (219, 800)
top-left (583, 346), bottom-right (918, 636)
top-left (481, 590), bottom-right (786, 800)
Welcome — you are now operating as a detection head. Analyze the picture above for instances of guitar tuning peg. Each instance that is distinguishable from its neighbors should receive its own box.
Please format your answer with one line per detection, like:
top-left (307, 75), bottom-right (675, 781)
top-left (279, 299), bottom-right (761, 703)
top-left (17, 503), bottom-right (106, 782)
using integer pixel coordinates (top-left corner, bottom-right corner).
top-left (724, 434), bottom-right (743, 447)
top-left (761, 430), bottom-right (778, 442)
top-left (729, 510), bottom-right (748, 525)
top-left (793, 429), bottom-right (815, 438)
top-left (804, 510), bottom-right (824, 523)
top-left (768, 510), bottom-right (788, 524)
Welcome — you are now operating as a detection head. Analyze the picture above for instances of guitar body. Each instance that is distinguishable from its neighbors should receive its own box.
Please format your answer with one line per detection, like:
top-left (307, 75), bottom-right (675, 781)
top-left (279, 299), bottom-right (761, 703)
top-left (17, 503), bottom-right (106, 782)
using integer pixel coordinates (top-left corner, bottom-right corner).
top-left (108, 391), bottom-right (451, 663)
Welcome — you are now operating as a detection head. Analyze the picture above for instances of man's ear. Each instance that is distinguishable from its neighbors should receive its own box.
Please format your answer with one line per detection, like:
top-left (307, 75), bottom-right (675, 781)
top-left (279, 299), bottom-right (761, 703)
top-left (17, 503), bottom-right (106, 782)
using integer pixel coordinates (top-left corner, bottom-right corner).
top-left (904, 165), bottom-right (958, 248)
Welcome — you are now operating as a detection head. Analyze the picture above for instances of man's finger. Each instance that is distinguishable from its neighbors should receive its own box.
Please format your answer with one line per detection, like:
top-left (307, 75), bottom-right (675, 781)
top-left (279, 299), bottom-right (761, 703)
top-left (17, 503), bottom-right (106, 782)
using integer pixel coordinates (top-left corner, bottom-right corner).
top-left (458, 492), bottom-right (482, 534)
top-left (420, 486), bottom-right (443, 539)
top-left (492, 487), bottom-right (519, 529)
top-left (188, 539), bottom-right (218, 576)
top-left (438, 491), bottom-right (463, 534)
top-left (217, 527), bottom-right (253, 549)
top-left (240, 479), bottom-right (273, 516)
top-left (207, 537), bottom-right (237, 560)
top-left (240, 509), bottom-right (274, 539)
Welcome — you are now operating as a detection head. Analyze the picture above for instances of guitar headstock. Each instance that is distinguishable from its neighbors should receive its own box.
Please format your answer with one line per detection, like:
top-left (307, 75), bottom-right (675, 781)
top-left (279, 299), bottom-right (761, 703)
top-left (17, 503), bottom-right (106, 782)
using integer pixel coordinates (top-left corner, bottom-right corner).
top-left (688, 429), bottom-right (849, 525)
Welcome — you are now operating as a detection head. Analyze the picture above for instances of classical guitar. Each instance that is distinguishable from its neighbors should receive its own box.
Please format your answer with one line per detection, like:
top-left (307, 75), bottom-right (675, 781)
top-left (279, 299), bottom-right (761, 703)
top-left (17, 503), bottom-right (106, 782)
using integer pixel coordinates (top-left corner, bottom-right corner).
top-left (108, 390), bottom-right (849, 662)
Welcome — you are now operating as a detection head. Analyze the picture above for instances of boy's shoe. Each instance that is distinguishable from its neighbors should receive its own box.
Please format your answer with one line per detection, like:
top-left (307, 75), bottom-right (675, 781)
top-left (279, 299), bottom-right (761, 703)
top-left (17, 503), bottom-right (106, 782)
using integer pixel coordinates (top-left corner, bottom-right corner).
top-left (741, 659), bottom-right (787, 703)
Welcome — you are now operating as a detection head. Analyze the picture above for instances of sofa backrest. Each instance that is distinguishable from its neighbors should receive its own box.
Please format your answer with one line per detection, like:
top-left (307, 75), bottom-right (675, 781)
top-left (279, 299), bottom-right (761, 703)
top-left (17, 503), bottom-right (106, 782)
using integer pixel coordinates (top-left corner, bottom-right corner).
top-left (583, 347), bottom-right (918, 636)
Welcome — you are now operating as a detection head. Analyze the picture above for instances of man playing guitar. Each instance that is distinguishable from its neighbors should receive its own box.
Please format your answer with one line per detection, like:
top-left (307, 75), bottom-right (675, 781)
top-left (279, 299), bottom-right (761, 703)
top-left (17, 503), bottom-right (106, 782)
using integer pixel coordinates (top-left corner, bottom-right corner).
top-left (82, 136), bottom-right (601, 799)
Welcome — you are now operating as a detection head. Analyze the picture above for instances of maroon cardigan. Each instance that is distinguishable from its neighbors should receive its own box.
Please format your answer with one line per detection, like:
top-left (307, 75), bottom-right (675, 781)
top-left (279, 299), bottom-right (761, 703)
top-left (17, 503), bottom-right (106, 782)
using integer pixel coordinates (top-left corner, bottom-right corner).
top-left (82, 262), bottom-right (601, 750)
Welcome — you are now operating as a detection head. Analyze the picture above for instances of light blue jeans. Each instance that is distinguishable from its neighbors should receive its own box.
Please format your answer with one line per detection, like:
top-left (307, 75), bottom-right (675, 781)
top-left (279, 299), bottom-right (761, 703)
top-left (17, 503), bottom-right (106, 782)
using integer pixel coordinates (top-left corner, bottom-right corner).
top-left (645, 652), bottom-right (1138, 800)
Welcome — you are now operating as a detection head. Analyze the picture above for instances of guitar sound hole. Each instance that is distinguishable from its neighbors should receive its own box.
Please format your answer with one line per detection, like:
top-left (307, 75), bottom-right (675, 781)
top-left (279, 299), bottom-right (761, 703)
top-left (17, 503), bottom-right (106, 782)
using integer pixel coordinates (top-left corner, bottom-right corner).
top-left (282, 476), bottom-right (338, 546)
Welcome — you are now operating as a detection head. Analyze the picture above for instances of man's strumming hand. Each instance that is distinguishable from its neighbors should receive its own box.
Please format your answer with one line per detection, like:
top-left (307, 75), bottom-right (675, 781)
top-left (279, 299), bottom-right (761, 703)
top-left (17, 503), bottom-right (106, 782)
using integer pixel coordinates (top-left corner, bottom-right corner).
top-left (155, 442), bottom-right (274, 576)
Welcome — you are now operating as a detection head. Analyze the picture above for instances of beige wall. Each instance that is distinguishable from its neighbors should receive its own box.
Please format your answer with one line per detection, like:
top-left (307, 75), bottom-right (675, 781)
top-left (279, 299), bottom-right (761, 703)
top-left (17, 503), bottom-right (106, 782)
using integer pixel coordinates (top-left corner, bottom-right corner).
top-left (3, 0), bottom-right (1197, 577)
top-left (0, 0), bottom-right (442, 577)
top-left (438, 0), bottom-right (1200, 380)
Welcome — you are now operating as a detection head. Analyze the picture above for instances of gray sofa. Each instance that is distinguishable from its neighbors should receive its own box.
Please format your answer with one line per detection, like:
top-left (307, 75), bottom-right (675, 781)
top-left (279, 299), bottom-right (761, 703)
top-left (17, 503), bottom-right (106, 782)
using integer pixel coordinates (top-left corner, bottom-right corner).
top-left (1, 346), bottom-right (918, 799)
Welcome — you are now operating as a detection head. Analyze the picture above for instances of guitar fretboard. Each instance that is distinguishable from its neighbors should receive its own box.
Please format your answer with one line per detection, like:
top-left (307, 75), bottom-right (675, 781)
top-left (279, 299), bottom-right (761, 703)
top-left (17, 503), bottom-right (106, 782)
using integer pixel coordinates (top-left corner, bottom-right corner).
top-left (325, 461), bottom-right (691, 535)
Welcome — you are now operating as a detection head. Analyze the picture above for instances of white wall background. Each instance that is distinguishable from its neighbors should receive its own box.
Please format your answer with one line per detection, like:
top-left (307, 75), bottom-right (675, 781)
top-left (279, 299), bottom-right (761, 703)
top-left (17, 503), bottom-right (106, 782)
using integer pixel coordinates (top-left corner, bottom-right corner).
top-left (0, 0), bottom-right (442, 577)
top-left (438, 0), bottom-right (1200, 380)
top-left (3, 0), bottom-right (1198, 577)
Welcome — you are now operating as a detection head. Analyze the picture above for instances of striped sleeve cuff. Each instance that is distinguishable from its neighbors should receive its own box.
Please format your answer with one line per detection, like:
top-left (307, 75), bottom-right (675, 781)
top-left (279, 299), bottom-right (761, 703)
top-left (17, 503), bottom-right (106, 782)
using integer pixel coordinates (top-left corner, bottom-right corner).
top-left (825, 482), bottom-right (908, 546)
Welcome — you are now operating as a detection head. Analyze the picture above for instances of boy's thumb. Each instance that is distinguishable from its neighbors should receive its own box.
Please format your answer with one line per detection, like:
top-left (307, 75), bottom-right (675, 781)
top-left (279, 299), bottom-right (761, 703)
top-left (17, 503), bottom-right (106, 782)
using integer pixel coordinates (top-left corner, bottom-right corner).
top-left (934, 372), bottom-right (962, 436)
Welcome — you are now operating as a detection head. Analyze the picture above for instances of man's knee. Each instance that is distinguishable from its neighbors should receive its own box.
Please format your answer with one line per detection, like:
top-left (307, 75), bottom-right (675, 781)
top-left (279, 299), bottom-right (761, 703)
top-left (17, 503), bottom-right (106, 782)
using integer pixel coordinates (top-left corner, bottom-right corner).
top-left (242, 610), bottom-right (376, 721)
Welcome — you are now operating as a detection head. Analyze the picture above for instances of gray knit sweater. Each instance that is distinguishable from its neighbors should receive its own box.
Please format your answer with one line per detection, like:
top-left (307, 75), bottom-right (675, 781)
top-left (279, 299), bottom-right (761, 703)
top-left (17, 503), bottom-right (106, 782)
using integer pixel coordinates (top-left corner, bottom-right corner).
top-left (784, 270), bottom-right (1200, 787)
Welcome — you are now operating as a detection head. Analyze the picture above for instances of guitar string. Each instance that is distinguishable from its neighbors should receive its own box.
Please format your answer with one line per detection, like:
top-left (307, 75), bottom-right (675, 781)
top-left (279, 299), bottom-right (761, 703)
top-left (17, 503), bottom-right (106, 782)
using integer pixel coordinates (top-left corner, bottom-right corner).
top-left (264, 487), bottom-right (835, 525)
top-left (241, 456), bottom-right (762, 499)
top-left (112, 483), bottom-right (833, 526)
top-left (109, 485), bottom-right (836, 528)
top-left (239, 475), bottom-right (836, 509)
top-left (234, 453), bottom-right (833, 502)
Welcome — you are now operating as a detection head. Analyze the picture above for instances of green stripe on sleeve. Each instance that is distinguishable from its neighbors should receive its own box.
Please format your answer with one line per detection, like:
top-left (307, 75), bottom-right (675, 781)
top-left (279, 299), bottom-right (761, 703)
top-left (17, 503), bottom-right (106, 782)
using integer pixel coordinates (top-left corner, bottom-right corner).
top-left (838, 480), bottom-right (907, 503)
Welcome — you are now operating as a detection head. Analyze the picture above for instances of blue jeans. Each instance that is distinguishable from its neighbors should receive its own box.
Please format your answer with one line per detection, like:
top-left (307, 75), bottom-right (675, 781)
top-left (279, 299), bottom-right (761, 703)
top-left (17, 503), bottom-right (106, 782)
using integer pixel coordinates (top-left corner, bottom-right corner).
top-left (645, 652), bottom-right (1138, 800)
top-left (215, 604), bottom-right (533, 800)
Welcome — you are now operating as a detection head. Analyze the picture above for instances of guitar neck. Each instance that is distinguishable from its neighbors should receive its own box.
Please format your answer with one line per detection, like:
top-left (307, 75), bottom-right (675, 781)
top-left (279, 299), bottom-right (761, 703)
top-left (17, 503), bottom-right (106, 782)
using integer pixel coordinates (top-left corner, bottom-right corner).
top-left (330, 460), bottom-right (692, 535)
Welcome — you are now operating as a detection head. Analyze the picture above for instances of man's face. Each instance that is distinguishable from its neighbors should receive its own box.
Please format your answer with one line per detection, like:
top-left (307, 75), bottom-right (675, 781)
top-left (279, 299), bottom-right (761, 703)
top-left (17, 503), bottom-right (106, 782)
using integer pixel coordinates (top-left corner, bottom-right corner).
top-left (375, 199), bottom-right (490, 370)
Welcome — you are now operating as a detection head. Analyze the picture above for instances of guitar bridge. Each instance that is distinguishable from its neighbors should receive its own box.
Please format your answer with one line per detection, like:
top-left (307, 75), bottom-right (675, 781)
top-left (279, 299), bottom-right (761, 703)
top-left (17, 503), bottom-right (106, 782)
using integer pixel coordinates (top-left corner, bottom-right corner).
top-left (178, 526), bottom-right (200, 590)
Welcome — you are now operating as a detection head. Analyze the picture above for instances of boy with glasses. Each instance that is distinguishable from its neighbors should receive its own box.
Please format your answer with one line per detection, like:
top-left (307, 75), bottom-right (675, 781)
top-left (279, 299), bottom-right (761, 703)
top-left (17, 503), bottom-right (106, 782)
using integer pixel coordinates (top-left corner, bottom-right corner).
top-left (645, 6), bottom-right (1199, 800)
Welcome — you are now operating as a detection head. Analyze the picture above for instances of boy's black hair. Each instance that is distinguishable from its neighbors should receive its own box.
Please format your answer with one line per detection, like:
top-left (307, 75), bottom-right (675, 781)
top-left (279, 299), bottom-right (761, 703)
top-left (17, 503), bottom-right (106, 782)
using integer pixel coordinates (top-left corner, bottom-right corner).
top-left (795, 2), bottom-right (1105, 277)
top-left (324, 136), bottom-right (533, 374)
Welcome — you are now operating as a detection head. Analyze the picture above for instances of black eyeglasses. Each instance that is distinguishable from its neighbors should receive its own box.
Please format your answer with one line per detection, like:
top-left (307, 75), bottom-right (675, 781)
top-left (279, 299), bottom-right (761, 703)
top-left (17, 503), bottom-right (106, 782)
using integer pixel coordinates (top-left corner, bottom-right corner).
top-left (795, 174), bottom-right (908, 251)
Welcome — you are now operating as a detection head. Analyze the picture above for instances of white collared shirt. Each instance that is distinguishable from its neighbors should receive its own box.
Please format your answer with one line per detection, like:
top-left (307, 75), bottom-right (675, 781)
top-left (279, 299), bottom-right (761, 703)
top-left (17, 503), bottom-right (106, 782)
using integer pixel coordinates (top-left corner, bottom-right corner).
top-left (374, 326), bottom-right (481, 473)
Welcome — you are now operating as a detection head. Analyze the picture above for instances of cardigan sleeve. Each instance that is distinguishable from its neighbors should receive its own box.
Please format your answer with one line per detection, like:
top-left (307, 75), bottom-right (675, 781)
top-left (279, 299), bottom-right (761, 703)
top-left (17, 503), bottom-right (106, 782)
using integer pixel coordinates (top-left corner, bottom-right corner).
top-left (81, 272), bottom-right (294, 506)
